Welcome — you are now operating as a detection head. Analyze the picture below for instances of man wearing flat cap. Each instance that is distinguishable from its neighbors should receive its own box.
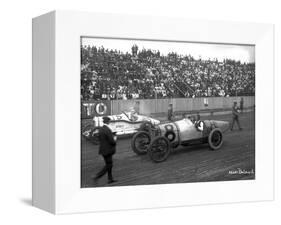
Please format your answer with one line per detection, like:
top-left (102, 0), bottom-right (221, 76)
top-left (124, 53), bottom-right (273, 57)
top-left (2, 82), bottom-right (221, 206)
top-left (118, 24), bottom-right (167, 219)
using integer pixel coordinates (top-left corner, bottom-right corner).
top-left (93, 116), bottom-right (117, 184)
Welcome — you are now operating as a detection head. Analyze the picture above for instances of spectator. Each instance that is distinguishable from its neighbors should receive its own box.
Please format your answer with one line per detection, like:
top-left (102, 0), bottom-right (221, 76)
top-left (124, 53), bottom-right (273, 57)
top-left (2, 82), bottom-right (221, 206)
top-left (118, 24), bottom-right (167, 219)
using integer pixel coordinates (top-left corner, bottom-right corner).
top-left (81, 45), bottom-right (255, 100)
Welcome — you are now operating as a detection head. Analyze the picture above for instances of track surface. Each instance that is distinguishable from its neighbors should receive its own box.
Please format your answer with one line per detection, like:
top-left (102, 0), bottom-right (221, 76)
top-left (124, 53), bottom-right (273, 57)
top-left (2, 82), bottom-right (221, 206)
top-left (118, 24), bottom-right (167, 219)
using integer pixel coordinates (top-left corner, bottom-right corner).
top-left (81, 111), bottom-right (255, 188)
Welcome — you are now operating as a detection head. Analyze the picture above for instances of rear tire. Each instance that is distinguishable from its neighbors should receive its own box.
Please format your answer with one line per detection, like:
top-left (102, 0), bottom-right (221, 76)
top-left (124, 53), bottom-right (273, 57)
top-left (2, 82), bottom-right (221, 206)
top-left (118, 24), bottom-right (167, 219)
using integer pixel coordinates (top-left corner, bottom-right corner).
top-left (131, 131), bottom-right (151, 155)
top-left (208, 128), bottom-right (223, 150)
top-left (148, 136), bottom-right (171, 162)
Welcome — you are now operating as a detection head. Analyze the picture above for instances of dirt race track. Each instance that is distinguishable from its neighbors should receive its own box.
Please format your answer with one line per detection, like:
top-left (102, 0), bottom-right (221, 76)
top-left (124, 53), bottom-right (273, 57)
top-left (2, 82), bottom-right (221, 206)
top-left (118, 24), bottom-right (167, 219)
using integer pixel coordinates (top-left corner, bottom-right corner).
top-left (81, 111), bottom-right (255, 188)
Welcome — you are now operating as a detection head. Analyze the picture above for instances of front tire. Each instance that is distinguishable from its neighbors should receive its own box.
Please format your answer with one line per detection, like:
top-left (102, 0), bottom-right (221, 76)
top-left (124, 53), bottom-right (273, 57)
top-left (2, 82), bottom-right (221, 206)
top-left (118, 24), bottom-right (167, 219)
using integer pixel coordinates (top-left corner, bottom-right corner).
top-left (131, 131), bottom-right (151, 155)
top-left (82, 125), bottom-right (100, 145)
top-left (148, 136), bottom-right (171, 162)
top-left (208, 128), bottom-right (223, 150)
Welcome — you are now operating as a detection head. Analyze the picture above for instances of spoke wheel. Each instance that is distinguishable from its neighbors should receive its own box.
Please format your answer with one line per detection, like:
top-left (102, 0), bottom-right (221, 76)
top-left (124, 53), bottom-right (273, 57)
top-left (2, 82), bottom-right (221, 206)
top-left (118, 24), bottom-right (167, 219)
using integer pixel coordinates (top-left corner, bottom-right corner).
top-left (131, 131), bottom-right (151, 155)
top-left (148, 136), bottom-right (171, 162)
top-left (208, 128), bottom-right (223, 150)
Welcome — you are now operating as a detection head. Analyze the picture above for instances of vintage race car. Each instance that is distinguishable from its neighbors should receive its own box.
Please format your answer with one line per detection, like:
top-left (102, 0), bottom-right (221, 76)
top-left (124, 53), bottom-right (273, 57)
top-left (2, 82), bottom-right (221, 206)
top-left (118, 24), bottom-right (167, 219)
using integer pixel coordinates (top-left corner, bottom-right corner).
top-left (82, 110), bottom-right (160, 145)
top-left (131, 118), bottom-right (229, 162)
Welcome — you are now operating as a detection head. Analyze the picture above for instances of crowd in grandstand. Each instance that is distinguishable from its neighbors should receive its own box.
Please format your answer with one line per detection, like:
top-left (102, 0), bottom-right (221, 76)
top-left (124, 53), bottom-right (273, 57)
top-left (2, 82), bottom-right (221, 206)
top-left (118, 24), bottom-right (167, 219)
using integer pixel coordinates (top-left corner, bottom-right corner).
top-left (81, 44), bottom-right (255, 100)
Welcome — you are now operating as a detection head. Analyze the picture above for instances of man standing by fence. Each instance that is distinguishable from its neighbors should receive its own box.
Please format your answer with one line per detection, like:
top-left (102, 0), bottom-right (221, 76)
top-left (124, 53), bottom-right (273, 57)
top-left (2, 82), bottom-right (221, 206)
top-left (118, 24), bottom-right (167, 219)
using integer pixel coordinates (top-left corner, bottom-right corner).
top-left (230, 101), bottom-right (242, 131)
top-left (240, 97), bottom-right (244, 113)
top-left (167, 103), bottom-right (174, 121)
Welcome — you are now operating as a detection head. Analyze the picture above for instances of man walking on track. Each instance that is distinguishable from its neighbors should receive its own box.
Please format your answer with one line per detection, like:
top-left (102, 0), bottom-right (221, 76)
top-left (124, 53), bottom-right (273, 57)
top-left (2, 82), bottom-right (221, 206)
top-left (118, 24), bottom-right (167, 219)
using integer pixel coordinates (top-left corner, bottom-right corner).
top-left (93, 117), bottom-right (117, 184)
top-left (230, 101), bottom-right (242, 131)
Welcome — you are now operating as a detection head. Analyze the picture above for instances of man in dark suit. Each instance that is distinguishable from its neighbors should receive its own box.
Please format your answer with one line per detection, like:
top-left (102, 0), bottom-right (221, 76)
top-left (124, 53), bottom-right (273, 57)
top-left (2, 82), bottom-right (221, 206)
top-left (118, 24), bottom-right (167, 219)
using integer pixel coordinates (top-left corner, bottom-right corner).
top-left (230, 101), bottom-right (242, 131)
top-left (93, 117), bottom-right (117, 184)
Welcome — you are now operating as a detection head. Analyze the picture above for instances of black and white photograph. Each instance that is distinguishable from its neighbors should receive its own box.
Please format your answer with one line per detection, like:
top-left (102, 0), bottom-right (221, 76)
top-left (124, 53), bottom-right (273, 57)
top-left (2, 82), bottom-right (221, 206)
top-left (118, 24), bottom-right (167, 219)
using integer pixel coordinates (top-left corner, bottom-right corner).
top-left (80, 37), bottom-right (255, 188)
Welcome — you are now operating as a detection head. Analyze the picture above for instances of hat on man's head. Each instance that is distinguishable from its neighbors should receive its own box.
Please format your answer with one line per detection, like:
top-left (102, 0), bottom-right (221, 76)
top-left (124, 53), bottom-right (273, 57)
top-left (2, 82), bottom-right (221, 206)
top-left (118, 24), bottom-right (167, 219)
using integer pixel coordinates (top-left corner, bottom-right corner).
top-left (103, 116), bottom-right (111, 124)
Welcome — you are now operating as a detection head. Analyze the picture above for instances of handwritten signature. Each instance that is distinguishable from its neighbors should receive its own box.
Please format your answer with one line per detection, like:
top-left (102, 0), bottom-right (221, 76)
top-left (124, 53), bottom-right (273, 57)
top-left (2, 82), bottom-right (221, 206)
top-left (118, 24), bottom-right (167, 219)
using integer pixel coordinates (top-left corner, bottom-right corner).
top-left (228, 168), bottom-right (255, 175)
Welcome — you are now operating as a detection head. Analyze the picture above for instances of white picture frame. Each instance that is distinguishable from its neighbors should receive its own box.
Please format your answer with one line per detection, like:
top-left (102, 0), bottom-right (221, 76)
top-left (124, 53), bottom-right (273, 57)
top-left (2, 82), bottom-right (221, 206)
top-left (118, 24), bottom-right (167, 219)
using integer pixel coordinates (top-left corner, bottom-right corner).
top-left (32, 10), bottom-right (274, 214)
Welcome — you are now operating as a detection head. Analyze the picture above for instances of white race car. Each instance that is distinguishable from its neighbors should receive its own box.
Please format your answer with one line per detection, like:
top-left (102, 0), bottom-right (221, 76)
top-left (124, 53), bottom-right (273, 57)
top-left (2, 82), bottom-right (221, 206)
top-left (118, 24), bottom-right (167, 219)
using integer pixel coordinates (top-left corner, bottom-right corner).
top-left (131, 117), bottom-right (230, 162)
top-left (82, 110), bottom-right (160, 145)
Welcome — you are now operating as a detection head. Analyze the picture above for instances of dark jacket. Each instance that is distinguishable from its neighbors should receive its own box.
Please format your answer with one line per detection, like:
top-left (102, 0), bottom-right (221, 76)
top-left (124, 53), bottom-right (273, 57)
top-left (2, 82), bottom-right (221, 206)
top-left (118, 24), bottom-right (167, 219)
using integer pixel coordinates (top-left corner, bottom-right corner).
top-left (232, 105), bottom-right (239, 118)
top-left (98, 125), bottom-right (116, 156)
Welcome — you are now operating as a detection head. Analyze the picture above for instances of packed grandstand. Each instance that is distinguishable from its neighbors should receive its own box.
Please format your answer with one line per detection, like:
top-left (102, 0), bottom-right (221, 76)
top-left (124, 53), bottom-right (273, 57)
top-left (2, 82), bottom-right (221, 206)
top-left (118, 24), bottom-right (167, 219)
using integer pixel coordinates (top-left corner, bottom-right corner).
top-left (81, 45), bottom-right (255, 100)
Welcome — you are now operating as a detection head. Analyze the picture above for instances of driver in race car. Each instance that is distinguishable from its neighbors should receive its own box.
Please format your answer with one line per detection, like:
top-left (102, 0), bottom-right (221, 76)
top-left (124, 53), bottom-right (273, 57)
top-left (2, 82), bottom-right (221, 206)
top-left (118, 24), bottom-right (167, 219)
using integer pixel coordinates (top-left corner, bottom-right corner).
top-left (129, 109), bottom-right (138, 122)
top-left (194, 112), bottom-right (204, 131)
top-left (188, 114), bottom-right (204, 132)
top-left (194, 120), bottom-right (204, 132)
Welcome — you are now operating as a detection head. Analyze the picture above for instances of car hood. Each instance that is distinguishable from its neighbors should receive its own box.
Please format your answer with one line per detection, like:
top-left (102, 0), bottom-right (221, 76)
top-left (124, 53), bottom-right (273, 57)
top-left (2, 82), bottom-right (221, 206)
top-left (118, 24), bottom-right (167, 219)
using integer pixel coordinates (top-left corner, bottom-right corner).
top-left (210, 120), bottom-right (230, 133)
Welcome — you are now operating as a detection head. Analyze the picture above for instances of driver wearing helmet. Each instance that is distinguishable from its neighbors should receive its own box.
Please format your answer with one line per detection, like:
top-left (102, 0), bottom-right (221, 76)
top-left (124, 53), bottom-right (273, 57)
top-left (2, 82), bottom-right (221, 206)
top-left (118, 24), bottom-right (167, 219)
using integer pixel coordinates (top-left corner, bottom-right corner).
top-left (188, 114), bottom-right (204, 132)
top-left (130, 109), bottom-right (138, 122)
top-left (195, 120), bottom-right (204, 132)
